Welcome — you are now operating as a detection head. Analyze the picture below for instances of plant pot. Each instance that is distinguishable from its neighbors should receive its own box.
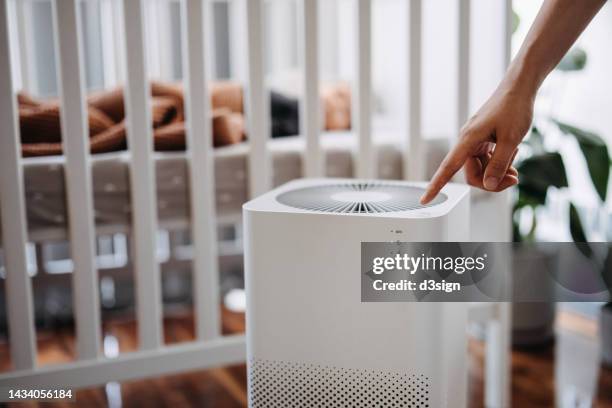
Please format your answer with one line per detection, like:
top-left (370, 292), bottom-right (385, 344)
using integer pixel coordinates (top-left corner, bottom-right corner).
top-left (601, 303), bottom-right (612, 366)
top-left (512, 302), bottom-right (556, 346)
top-left (512, 247), bottom-right (557, 347)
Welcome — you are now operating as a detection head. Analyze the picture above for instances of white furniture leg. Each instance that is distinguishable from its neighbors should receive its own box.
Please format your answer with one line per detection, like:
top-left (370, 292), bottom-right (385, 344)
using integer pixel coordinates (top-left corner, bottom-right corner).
top-left (485, 302), bottom-right (511, 408)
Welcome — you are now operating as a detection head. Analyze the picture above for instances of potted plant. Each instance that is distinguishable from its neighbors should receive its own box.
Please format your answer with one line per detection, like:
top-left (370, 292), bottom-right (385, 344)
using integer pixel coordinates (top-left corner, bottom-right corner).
top-left (511, 48), bottom-right (611, 347)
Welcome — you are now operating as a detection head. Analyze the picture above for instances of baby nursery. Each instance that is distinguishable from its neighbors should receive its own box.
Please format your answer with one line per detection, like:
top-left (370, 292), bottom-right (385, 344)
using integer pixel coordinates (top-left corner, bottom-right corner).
top-left (0, 0), bottom-right (610, 407)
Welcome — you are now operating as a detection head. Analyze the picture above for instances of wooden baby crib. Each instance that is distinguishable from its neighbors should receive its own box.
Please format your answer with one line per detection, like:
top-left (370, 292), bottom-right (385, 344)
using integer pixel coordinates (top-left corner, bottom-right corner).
top-left (0, 0), bottom-right (512, 406)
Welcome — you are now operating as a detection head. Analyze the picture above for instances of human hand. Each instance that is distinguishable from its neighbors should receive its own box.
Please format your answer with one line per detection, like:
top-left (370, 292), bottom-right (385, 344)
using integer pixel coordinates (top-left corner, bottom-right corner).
top-left (420, 78), bottom-right (535, 204)
top-left (418, 0), bottom-right (606, 204)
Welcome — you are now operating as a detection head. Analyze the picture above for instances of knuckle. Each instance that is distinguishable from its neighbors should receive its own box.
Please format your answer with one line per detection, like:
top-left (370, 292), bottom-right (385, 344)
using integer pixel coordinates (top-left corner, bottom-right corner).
top-left (455, 138), bottom-right (474, 155)
top-left (459, 119), bottom-right (481, 138)
top-left (459, 125), bottom-right (476, 140)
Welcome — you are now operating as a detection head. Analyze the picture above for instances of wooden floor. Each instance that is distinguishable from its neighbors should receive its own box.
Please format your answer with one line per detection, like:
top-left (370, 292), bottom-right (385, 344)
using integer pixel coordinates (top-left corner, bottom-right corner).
top-left (1, 309), bottom-right (611, 407)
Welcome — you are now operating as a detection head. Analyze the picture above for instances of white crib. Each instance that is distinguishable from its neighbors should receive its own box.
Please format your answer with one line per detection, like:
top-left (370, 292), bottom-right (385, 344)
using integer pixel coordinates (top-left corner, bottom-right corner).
top-left (0, 0), bottom-right (512, 406)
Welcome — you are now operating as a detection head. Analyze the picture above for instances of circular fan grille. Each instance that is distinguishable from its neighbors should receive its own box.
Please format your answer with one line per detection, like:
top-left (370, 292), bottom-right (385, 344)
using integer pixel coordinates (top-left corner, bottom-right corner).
top-left (276, 182), bottom-right (446, 214)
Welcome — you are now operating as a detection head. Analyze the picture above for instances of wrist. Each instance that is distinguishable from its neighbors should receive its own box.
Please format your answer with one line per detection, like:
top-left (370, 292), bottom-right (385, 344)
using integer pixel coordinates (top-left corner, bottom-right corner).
top-left (502, 48), bottom-right (545, 101)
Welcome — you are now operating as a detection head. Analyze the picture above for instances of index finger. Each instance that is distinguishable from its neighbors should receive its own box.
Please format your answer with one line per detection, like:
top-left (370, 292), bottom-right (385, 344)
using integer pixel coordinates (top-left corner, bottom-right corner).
top-left (420, 142), bottom-right (471, 204)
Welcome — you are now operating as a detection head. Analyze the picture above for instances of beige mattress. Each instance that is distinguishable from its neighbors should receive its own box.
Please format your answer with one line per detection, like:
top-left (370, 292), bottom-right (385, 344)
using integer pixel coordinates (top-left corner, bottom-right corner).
top-left (12, 130), bottom-right (448, 240)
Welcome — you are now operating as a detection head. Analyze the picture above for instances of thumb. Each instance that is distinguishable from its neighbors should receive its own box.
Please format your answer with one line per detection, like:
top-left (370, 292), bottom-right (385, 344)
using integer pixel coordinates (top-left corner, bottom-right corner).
top-left (483, 142), bottom-right (515, 191)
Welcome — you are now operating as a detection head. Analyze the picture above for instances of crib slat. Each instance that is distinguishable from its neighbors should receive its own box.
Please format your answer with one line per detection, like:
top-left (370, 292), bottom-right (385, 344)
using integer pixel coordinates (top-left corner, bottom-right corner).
top-left (14, 0), bottom-right (34, 93)
top-left (245, 0), bottom-right (271, 196)
top-left (121, 0), bottom-right (163, 350)
top-left (52, 0), bottom-right (101, 359)
top-left (405, 0), bottom-right (423, 181)
top-left (100, 0), bottom-right (118, 87)
top-left (229, 0), bottom-right (247, 82)
top-left (300, 0), bottom-right (322, 177)
top-left (146, 0), bottom-right (162, 79)
top-left (456, 0), bottom-right (471, 135)
top-left (0, 0), bottom-right (37, 370)
top-left (481, 4), bottom-right (513, 403)
top-left (355, 0), bottom-right (372, 179)
top-left (181, 0), bottom-right (220, 341)
top-left (502, 0), bottom-right (512, 69)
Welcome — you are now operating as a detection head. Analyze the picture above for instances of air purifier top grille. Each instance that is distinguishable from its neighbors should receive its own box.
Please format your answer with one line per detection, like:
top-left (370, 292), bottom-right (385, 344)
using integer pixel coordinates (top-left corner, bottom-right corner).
top-left (275, 181), bottom-right (446, 214)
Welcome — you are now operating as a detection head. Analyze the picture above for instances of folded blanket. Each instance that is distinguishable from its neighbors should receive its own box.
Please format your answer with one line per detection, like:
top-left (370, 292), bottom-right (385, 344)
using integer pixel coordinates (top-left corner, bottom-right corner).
top-left (19, 81), bottom-right (245, 157)
top-left (19, 81), bottom-right (350, 157)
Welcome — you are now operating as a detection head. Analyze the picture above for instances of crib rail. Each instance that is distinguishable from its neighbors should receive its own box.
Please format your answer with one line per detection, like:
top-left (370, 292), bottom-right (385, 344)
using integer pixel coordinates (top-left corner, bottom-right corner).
top-left (181, 0), bottom-right (221, 341)
top-left (122, 0), bottom-right (164, 351)
top-left (405, 0), bottom-right (423, 181)
top-left (355, 0), bottom-right (373, 178)
top-left (0, 0), bottom-right (36, 370)
top-left (0, 0), bottom-right (512, 402)
top-left (53, 0), bottom-right (102, 360)
top-left (300, 0), bottom-right (322, 177)
top-left (245, 0), bottom-right (270, 196)
top-left (0, 0), bottom-right (236, 385)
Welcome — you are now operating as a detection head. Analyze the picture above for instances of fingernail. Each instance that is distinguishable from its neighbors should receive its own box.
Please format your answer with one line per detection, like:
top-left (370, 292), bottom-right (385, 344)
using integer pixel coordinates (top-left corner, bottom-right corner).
top-left (419, 194), bottom-right (429, 204)
top-left (484, 176), bottom-right (499, 190)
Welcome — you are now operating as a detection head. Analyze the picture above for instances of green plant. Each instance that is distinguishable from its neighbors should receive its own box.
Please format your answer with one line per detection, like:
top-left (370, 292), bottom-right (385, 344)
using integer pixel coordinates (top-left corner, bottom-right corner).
top-left (556, 47), bottom-right (588, 72)
top-left (511, 46), bottom-right (611, 308)
top-left (512, 47), bottom-right (611, 243)
top-left (513, 120), bottom-right (610, 243)
top-left (511, 11), bottom-right (612, 333)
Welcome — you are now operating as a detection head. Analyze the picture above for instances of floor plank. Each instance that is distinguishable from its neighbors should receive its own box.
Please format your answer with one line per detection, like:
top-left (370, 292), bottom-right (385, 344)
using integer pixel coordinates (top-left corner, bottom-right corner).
top-left (1, 309), bottom-right (611, 407)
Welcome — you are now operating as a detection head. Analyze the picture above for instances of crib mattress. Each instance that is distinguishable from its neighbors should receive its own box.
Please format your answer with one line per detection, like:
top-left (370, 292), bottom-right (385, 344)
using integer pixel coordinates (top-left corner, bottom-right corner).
top-left (10, 130), bottom-right (449, 240)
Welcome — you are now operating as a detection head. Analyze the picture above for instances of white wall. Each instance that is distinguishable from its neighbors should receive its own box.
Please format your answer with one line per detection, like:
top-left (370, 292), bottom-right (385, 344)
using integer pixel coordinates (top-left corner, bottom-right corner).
top-left (337, 0), bottom-right (462, 138)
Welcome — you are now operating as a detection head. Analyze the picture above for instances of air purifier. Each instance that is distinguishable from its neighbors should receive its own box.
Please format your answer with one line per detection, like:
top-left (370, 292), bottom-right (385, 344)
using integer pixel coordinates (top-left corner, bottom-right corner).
top-left (244, 178), bottom-right (470, 407)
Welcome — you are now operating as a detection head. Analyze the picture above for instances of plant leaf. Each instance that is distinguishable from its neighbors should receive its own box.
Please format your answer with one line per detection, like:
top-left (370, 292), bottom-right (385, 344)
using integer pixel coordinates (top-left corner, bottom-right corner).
top-left (512, 9), bottom-right (520, 34)
top-left (517, 152), bottom-right (568, 205)
top-left (569, 203), bottom-right (588, 242)
top-left (554, 120), bottom-right (610, 201)
top-left (517, 183), bottom-right (547, 206)
top-left (569, 203), bottom-right (593, 258)
top-left (556, 47), bottom-right (587, 72)
top-left (512, 220), bottom-right (522, 243)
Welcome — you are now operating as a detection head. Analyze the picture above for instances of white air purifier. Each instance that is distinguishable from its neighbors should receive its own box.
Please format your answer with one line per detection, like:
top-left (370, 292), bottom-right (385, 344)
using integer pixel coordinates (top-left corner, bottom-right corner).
top-left (244, 178), bottom-right (470, 408)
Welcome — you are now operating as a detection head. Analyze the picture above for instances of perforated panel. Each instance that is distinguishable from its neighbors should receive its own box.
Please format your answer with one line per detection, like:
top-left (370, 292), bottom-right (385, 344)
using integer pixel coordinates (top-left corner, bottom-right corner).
top-left (249, 359), bottom-right (432, 407)
top-left (275, 181), bottom-right (446, 214)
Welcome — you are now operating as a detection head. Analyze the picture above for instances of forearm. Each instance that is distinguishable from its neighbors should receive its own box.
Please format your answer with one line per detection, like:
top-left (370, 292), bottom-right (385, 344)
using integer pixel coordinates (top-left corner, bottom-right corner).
top-left (422, 0), bottom-right (606, 201)
top-left (505, 0), bottom-right (606, 96)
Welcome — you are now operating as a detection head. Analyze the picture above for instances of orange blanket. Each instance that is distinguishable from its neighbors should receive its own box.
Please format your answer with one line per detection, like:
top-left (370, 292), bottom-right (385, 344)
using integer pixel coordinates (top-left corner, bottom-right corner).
top-left (19, 81), bottom-right (245, 157)
top-left (19, 81), bottom-right (351, 157)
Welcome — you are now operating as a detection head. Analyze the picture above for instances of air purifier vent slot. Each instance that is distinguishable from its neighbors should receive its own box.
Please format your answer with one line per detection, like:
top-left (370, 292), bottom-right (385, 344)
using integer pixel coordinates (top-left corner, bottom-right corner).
top-left (249, 359), bottom-right (432, 407)
top-left (276, 181), bottom-right (446, 214)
